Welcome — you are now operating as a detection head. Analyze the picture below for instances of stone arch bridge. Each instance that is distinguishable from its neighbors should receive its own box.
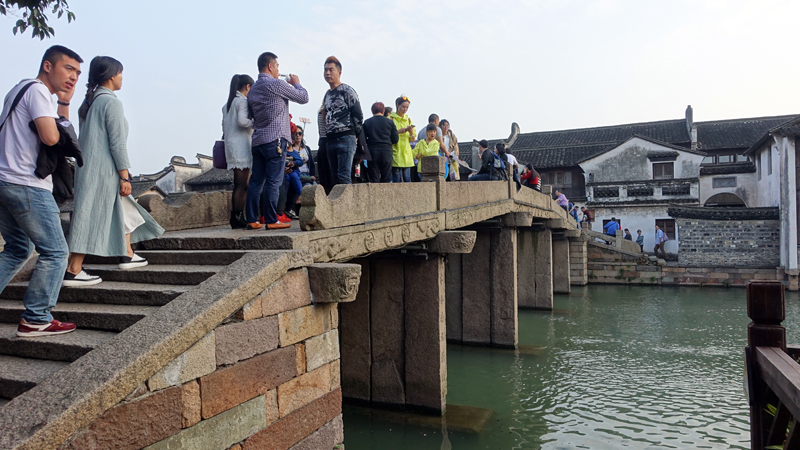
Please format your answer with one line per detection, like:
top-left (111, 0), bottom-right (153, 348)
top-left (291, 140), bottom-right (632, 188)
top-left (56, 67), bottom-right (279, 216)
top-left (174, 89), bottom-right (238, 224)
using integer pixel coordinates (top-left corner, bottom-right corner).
top-left (0, 158), bottom-right (586, 449)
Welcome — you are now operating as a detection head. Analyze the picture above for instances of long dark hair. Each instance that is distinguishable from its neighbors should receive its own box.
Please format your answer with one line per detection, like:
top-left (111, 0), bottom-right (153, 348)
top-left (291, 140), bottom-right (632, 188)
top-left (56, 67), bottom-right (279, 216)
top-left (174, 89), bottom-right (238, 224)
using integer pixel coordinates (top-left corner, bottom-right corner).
top-left (495, 142), bottom-right (506, 156)
top-left (227, 74), bottom-right (254, 112)
top-left (78, 56), bottom-right (123, 120)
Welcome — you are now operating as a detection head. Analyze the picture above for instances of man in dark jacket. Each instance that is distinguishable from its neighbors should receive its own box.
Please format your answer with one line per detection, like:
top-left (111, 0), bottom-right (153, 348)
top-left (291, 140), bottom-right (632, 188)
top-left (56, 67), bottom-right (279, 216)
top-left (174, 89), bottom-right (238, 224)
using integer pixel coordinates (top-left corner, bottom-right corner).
top-left (323, 56), bottom-right (363, 186)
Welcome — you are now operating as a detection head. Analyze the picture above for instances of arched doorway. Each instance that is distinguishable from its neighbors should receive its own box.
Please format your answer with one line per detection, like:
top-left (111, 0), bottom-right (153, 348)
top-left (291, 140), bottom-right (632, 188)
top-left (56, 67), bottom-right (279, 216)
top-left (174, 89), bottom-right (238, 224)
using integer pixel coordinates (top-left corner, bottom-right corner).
top-left (704, 193), bottom-right (746, 207)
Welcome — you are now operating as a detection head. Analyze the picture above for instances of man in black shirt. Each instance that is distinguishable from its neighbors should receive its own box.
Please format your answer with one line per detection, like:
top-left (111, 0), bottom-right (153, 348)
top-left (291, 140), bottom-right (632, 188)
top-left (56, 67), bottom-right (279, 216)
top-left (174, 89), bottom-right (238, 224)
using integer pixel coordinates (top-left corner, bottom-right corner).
top-left (362, 102), bottom-right (398, 183)
top-left (323, 56), bottom-right (363, 186)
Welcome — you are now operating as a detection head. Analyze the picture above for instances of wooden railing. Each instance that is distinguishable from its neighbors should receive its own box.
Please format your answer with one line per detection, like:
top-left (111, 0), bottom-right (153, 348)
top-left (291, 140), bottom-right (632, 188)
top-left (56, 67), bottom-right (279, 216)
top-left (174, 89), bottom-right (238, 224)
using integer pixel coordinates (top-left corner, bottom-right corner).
top-left (745, 282), bottom-right (800, 450)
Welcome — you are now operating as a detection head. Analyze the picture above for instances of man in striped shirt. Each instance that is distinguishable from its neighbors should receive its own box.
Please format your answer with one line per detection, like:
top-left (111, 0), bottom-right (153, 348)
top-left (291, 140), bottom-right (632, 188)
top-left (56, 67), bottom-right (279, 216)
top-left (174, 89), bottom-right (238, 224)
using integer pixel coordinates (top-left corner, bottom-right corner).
top-left (245, 52), bottom-right (308, 230)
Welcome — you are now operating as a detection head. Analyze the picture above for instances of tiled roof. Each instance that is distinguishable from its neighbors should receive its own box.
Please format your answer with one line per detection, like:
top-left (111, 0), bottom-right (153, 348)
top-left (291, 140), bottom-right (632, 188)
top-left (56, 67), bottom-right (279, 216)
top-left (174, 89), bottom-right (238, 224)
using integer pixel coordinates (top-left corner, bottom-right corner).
top-left (695, 115), bottom-right (798, 151)
top-left (699, 163), bottom-right (756, 175)
top-left (513, 144), bottom-right (612, 170)
top-left (668, 205), bottom-right (779, 220)
top-left (512, 119), bottom-right (691, 150)
top-left (184, 168), bottom-right (233, 186)
top-left (130, 181), bottom-right (161, 198)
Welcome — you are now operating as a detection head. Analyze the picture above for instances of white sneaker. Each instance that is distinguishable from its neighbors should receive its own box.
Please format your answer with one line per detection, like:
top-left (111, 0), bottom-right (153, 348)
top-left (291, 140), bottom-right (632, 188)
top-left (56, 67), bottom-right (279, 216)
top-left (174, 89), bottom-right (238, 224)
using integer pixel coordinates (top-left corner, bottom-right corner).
top-left (119, 253), bottom-right (148, 270)
top-left (63, 269), bottom-right (102, 287)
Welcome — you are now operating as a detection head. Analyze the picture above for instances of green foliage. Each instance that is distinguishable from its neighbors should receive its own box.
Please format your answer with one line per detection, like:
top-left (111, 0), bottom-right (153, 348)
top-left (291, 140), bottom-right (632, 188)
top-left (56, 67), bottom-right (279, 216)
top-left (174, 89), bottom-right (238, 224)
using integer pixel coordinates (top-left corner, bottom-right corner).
top-left (1, 1), bottom-right (75, 40)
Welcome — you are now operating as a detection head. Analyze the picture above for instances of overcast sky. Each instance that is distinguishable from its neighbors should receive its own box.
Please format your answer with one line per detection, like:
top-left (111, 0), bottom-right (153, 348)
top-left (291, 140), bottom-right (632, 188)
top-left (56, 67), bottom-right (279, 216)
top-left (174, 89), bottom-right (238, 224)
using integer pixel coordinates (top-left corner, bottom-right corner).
top-left (2, 0), bottom-right (799, 175)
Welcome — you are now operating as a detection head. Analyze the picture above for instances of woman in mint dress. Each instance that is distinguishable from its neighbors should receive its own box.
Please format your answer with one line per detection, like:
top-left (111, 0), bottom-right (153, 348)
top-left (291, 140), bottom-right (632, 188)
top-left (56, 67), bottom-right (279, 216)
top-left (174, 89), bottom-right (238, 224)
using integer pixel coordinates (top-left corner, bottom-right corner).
top-left (64, 56), bottom-right (163, 286)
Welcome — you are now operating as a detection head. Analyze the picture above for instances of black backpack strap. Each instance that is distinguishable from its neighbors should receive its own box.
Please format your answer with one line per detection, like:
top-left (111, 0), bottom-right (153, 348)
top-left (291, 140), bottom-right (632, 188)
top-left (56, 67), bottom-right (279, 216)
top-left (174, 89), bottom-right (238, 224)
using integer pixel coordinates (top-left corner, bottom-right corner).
top-left (0, 81), bottom-right (38, 132)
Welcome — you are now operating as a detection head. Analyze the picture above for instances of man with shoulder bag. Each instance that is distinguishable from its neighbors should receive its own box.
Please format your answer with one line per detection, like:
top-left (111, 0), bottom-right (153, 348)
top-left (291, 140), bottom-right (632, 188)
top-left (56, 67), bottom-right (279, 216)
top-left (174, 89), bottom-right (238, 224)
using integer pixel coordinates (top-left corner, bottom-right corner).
top-left (0, 45), bottom-right (83, 337)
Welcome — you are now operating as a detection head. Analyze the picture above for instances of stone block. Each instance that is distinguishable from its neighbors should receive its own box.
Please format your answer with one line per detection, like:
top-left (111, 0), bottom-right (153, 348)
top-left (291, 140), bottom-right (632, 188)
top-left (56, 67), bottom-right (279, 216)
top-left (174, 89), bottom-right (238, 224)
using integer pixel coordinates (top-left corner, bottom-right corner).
top-left (236, 298), bottom-right (262, 321)
top-left (404, 255), bottom-right (447, 412)
top-left (200, 346), bottom-right (296, 419)
top-left (330, 360), bottom-right (340, 389)
top-left (306, 329), bottom-right (340, 372)
top-left (709, 273), bottom-right (729, 279)
top-left (139, 191), bottom-right (232, 232)
top-left (307, 263), bottom-right (361, 303)
top-left (181, 380), bottom-right (201, 429)
top-left (278, 364), bottom-right (332, 417)
top-left (329, 304), bottom-right (338, 329)
top-left (243, 388), bottom-right (342, 450)
top-left (216, 316), bottom-right (279, 366)
top-left (339, 259), bottom-right (371, 402)
top-left (370, 259), bottom-right (406, 405)
top-left (491, 228), bottom-right (518, 348)
top-left (461, 232), bottom-right (492, 344)
top-left (266, 389), bottom-right (279, 425)
top-left (445, 254), bottom-right (463, 342)
top-left (148, 333), bottom-right (216, 391)
top-left (295, 344), bottom-right (306, 375)
top-left (427, 230), bottom-right (477, 254)
top-left (65, 387), bottom-right (182, 450)
top-left (261, 269), bottom-right (312, 317)
top-left (144, 395), bottom-right (267, 450)
top-left (279, 305), bottom-right (331, 347)
top-left (288, 414), bottom-right (344, 450)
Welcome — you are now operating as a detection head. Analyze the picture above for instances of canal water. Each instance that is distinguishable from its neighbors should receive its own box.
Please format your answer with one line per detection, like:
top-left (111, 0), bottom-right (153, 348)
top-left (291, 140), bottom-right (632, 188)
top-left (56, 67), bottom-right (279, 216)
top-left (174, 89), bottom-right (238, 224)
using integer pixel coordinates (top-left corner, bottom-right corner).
top-left (343, 285), bottom-right (800, 449)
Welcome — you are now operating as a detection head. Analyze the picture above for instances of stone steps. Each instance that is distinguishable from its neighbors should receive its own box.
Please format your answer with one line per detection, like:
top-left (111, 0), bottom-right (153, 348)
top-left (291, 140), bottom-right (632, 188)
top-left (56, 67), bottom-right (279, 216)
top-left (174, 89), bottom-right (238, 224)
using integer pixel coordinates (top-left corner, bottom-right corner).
top-left (0, 281), bottom-right (191, 306)
top-left (0, 300), bottom-right (157, 332)
top-left (0, 250), bottom-right (238, 406)
top-left (0, 323), bottom-right (116, 362)
top-left (82, 264), bottom-right (226, 285)
top-left (0, 355), bottom-right (69, 400)
top-left (84, 250), bottom-right (247, 266)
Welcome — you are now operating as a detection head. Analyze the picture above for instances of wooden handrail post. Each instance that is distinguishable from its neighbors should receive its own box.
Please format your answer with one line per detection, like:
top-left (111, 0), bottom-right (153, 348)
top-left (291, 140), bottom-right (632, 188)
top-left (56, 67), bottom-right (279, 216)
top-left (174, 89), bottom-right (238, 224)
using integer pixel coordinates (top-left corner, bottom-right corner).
top-left (746, 281), bottom-right (786, 450)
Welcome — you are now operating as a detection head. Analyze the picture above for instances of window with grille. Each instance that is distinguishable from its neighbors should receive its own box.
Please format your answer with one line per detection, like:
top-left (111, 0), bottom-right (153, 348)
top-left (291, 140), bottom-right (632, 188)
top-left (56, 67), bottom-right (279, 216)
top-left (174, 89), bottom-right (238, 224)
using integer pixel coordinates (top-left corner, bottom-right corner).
top-left (655, 219), bottom-right (676, 240)
top-left (653, 162), bottom-right (674, 180)
top-left (712, 177), bottom-right (737, 188)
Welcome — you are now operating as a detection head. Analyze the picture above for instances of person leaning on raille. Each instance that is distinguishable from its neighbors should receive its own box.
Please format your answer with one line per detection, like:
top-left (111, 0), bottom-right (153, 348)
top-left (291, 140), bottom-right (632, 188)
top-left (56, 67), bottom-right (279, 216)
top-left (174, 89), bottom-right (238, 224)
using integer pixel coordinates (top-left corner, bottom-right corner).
top-left (0, 45), bottom-right (83, 337)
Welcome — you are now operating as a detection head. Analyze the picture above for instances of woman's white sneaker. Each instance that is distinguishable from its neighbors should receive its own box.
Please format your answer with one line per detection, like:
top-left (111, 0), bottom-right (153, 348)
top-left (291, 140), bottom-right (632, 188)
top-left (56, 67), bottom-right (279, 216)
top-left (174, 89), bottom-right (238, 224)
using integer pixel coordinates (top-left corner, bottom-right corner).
top-left (63, 269), bottom-right (102, 287)
top-left (119, 253), bottom-right (148, 270)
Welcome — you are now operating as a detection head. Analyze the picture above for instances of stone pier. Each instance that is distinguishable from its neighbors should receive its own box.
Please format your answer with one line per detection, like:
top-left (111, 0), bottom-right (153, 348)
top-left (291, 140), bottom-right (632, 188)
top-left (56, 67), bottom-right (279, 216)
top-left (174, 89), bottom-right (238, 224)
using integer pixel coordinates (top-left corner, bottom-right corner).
top-left (552, 234), bottom-right (571, 294)
top-left (445, 222), bottom-right (519, 349)
top-left (569, 234), bottom-right (588, 286)
top-left (340, 231), bottom-right (475, 414)
top-left (517, 228), bottom-right (553, 310)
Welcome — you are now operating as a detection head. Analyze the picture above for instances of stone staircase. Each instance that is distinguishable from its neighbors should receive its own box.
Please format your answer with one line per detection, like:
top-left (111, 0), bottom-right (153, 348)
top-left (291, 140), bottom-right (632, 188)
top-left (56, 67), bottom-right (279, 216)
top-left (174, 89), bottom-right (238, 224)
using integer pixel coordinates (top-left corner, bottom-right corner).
top-left (0, 250), bottom-right (246, 408)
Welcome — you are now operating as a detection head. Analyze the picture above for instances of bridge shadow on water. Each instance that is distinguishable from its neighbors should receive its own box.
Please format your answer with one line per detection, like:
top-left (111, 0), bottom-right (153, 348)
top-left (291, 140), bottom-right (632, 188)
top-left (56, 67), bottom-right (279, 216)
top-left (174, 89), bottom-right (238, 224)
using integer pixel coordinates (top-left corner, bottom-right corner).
top-left (343, 285), bottom-right (800, 450)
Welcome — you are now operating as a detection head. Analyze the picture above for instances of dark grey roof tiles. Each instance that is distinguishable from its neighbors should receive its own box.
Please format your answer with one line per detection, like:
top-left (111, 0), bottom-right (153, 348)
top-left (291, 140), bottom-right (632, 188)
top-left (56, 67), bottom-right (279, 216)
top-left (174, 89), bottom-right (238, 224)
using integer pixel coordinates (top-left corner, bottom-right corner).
top-left (514, 144), bottom-right (613, 170)
top-left (668, 205), bottom-right (779, 220)
top-left (512, 119), bottom-right (691, 150)
top-left (699, 162), bottom-right (756, 175)
top-left (695, 115), bottom-right (798, 151)
top-left (184, 168), bottom-right (233, 186)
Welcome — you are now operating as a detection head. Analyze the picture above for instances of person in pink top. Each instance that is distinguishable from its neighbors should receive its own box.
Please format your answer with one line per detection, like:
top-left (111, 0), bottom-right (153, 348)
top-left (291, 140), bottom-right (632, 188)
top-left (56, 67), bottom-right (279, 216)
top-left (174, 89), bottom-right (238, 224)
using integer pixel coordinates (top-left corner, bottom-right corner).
top-left (555, 189), bottom-right (569, 213)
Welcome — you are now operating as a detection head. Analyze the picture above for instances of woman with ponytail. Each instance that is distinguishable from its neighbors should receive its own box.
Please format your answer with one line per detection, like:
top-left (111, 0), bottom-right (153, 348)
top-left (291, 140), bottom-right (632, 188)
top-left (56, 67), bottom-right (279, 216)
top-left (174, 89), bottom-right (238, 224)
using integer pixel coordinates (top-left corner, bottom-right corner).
top-left (63, 56), bottom-right (164, 286)
top-left (222, 74), bottom-right (254, 228)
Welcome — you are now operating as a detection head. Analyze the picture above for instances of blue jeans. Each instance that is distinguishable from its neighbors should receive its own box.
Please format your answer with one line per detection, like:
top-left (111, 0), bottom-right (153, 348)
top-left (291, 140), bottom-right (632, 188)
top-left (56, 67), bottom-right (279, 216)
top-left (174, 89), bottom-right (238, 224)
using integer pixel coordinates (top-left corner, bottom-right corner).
top-left (327, 135), bottom-right (357, 185)
top-left (0, 181), bottom-right (68, 323)
top-left (284, 170), bottom-right (303, 210)
top-left (469, 173), bottom-right (491, 181)
top-left (247, 139), bottom-right (287, 224)
top-left (392, 167), bottom-right (411, 183)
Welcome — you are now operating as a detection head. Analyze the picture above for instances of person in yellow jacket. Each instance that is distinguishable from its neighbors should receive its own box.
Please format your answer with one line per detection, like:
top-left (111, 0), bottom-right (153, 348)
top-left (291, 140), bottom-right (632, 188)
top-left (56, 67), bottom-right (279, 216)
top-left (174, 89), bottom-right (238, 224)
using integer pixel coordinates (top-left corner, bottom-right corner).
top-left (390, 95), bottom-right (415, 182)
top-left (415, 123), bottom-right (441, 175)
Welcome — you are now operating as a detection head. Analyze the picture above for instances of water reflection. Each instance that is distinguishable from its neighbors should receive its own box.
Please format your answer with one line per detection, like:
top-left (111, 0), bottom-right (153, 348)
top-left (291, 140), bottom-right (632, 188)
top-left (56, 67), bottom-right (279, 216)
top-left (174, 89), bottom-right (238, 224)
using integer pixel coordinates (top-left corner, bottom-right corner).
top-left (343, 285), bottom-right (800, 449)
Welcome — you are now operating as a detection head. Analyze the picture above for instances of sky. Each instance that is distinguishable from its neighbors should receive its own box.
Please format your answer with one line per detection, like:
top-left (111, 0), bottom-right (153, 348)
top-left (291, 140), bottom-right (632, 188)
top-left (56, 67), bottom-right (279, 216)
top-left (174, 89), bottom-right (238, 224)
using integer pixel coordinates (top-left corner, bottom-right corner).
top-left (2, 0), bottom-right (799, 175)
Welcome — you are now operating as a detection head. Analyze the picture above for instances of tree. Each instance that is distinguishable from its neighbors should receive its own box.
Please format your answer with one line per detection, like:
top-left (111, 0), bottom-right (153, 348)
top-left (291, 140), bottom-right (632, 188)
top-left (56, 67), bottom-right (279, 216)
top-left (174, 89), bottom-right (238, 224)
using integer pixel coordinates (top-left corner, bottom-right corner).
top-left (1, 1), bottom-right (75, 40)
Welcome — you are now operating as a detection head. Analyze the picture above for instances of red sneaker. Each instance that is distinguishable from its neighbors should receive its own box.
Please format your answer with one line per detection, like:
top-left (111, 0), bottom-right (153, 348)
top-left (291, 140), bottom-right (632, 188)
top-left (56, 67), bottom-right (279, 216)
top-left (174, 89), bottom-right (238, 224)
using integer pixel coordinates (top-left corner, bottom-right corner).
top-left (16, 319), bottom-right (76, 337)
top-left (277, 213), bottom-right (291, 223)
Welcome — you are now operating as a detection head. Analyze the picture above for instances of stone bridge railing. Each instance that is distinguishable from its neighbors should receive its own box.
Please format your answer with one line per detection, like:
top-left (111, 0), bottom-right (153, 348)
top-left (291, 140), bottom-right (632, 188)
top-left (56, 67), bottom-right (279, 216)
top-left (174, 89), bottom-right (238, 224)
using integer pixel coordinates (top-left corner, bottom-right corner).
top-left (584, 226), bottom-right (642, 255)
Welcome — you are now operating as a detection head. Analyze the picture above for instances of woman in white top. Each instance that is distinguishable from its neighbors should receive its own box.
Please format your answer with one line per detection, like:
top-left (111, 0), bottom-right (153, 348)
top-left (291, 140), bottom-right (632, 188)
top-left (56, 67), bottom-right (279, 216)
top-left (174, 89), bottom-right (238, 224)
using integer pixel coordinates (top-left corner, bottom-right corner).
top-left (222, 74), bottom-right (254, 228)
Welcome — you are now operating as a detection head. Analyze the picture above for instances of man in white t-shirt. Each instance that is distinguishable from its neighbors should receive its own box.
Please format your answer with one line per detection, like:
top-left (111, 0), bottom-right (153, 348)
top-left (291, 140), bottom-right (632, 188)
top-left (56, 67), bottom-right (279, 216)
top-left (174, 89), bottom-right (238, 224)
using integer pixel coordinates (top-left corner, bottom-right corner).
top-left (0, 45), bottom-right (83, 337)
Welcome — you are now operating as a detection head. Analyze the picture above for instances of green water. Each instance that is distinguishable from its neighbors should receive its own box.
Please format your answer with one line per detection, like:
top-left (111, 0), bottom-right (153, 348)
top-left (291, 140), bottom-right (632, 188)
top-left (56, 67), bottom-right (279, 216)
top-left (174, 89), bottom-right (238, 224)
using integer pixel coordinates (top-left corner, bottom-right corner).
top-left (343, 285), bottom-right (800, 449)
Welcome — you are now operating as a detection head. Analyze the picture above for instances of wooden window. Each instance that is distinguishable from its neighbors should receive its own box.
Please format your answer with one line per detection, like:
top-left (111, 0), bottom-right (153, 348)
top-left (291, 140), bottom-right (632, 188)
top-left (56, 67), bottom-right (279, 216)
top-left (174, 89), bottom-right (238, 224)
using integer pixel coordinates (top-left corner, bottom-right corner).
top-left (769, 147), bottom-right (774, 175)
top-left (718, 155), bottom-right (734, 163)
top-left (737, 154), bottom-right (748, 162)
top-left (655, 219), bottom-right (676, 240)
top-left (653, 162), bottom-right (674, 180)
top-left (555, 172), bottom-right (563, 184)
top-left (563, 171), bottom-right (572, 186)
top-left (702, 156), bottom-right (716, 165)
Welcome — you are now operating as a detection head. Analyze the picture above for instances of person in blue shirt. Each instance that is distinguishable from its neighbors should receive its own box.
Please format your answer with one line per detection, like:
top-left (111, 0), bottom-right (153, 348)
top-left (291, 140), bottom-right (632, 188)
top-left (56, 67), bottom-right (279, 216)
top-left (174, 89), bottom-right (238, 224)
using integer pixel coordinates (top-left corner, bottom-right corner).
top-left (603, 217), bottom-right (620, 237)
top-left (654, 225), bottom-right (668, 259)
top-left (636, 229), bottom-right (644, 252)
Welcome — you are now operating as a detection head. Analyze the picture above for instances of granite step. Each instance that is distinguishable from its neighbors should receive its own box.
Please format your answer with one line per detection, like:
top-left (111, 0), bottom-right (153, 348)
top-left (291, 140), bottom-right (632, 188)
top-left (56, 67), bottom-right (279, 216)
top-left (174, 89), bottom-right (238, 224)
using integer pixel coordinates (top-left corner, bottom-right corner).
top-left (0, 355), bottom-right (69, 400)
top-left (0, 281), bottom-right (191, 306)
top-left (81, 264), bottom-right (225, 286)
top-left (0, 323), bottom-right (116, 362)
top-left (0, 300), bottom-right (158, 332)
top-left (83, 250), bottom-right (247, 266)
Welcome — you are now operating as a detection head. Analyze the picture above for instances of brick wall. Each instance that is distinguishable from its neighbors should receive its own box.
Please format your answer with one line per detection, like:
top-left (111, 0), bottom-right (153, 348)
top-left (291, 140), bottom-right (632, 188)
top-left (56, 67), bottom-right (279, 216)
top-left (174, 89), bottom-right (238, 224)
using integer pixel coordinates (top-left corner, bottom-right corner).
top-left (676, 218), bottom-right (780, 267)
top-left (59, 268), bottom-right (344, 450)
top-left (569, 237), bottom-right (588, 285)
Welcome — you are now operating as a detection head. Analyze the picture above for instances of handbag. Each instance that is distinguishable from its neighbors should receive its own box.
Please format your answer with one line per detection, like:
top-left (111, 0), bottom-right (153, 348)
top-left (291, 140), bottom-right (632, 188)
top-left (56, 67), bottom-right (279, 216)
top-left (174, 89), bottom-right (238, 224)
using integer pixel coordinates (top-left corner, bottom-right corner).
top-left (212, 139), bottom-right (227, 169)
